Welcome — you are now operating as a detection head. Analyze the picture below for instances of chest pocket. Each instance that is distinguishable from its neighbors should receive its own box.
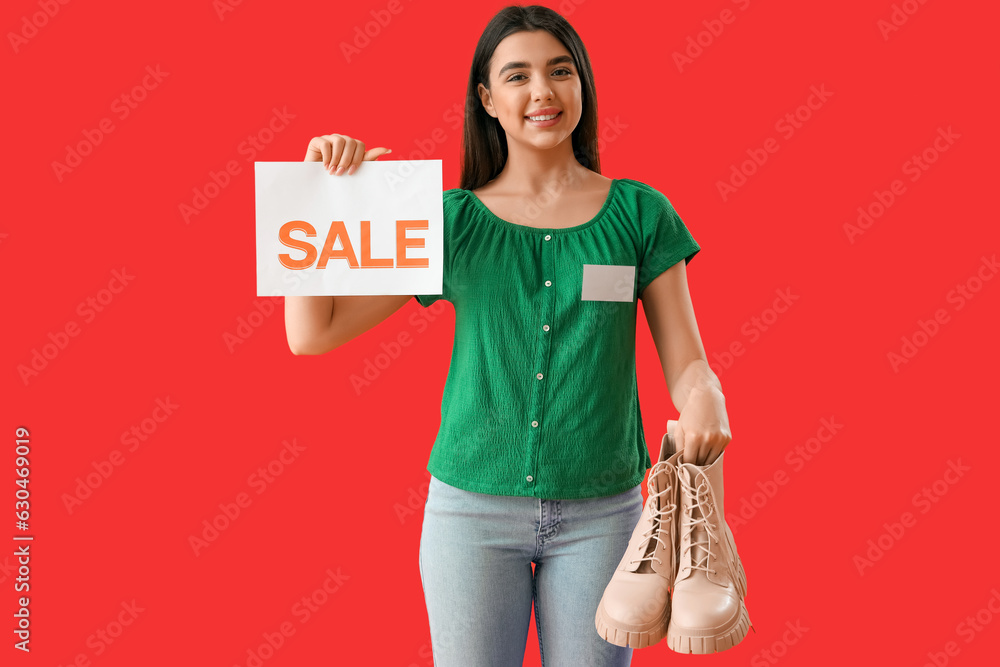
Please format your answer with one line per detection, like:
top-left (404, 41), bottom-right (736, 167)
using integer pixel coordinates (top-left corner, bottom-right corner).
top-left (581, 264), bottom-right (636, 302)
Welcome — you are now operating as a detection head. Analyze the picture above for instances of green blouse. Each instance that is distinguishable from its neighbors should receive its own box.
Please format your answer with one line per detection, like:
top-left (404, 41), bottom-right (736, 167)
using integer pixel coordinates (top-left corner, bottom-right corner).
top-left (414, 177), bottom-right (700, 499)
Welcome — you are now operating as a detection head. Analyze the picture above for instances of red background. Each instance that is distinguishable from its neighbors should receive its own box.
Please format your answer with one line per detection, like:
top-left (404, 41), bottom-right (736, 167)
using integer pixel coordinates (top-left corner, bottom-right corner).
top-left (5, 0), bottom-right (999, 665)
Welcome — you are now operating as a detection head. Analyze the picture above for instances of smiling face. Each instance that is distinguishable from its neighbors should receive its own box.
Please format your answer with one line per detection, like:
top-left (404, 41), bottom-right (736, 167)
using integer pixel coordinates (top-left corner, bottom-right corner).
top-left (478, 29), bottom-right (583, 153)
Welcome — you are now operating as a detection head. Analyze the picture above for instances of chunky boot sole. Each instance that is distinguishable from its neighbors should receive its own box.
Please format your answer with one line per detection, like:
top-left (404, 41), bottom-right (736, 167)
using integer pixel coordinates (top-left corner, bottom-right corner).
top-left (666, 601), bottom-right (751, 654)
top-left (595, 596), bottom-right (670, 649)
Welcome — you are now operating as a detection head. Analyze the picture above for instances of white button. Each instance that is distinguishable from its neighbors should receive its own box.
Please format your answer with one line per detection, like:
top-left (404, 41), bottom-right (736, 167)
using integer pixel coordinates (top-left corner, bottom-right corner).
top-left (542, 324), bottom-right (550, 331)
top-left (544, 234), bottom-right (551, 241)
top-left (531, 420), bottom-right (539, 427)
top-left (545, 280), bottom-right (552, 287)
top-left (536, 373), bottom-right (543, 380)
top-left (526, 475), bottom-right (534, 482)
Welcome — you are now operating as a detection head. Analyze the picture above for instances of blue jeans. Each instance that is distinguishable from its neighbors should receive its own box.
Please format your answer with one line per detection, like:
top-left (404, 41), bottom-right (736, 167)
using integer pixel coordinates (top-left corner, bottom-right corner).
top-left (418, 474), bottom-right (644, 666)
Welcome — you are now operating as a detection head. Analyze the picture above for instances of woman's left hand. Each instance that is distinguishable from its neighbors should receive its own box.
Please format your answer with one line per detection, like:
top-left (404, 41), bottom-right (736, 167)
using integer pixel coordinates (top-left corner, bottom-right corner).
top-left (673, 387), bottom-right (732, 466)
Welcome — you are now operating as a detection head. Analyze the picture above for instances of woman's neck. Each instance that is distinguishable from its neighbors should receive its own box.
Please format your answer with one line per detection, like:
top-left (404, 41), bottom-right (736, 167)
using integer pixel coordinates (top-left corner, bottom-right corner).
top-left (485, 142), bottom-right (593, 196)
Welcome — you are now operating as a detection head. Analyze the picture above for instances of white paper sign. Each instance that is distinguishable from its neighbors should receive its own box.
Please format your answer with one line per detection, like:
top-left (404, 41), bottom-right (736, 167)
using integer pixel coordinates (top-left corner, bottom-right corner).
top-left (255, 160), bottom-right (443, 296)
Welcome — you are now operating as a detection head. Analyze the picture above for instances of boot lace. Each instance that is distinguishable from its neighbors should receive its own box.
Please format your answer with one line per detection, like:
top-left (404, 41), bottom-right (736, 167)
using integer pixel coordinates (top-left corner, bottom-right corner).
top-left (679, 468), bottom-right (719, 575)
top-left (629, 460), bottom-right (678, 567)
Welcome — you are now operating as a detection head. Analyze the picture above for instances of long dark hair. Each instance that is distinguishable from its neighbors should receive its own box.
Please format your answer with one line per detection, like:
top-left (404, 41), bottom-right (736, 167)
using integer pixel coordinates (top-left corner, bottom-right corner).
top-left (460, 5), bottom-right (601, 192)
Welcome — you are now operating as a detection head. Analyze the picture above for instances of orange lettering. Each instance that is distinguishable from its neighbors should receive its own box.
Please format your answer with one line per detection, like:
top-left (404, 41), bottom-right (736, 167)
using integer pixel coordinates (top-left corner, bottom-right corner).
top-left (278, 221), bottom-right (318, 270)
top-left (277, 219), bottom-right (430, 269)
top-left (396, 220), bottom-right (429, 268)
top-left (317, 221), bottom-right (359, 269)
top-left (360, 220), bottom-right (393, 268)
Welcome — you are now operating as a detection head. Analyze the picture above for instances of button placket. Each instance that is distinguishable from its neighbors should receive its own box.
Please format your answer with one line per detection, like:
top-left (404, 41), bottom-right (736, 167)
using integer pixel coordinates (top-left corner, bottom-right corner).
top-left (525, 232), bottom-right (557, 491)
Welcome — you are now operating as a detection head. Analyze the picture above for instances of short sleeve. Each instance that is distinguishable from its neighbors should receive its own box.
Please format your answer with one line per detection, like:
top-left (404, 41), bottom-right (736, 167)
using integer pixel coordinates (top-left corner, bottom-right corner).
top-left (413, 249), bottom-right (448, 307)
top-left (637, 191), bottom-right (701, 296)
top-left (414, 190), bottom-right (455, 307)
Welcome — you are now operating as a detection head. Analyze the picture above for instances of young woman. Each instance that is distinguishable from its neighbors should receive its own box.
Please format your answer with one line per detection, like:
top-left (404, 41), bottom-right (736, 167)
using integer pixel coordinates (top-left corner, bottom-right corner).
top-left (286, 5), bottom-right (735, 665)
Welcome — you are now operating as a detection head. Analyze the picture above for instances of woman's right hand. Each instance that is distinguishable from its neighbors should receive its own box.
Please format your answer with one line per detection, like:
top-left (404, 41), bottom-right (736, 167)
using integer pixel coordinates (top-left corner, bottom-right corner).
top-left (304, 134), bottom-right (392, 176)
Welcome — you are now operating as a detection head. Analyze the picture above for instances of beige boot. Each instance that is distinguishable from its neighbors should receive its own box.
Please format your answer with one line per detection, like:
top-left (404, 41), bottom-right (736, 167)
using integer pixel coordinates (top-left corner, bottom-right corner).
top-left (667, 438), bottom-right (753, 654)
top-left (595, 428), bottom-right (683, 648)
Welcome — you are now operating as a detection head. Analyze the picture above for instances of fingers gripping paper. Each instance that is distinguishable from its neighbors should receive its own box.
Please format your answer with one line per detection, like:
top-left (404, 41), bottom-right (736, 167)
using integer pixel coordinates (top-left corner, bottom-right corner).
top-left (255, 160), bottom-right (443, 296)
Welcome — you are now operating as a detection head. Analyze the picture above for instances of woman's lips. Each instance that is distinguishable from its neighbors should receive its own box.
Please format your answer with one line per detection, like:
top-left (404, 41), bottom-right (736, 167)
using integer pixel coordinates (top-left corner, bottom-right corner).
top-left (525, 111), bottom-right (562, 127)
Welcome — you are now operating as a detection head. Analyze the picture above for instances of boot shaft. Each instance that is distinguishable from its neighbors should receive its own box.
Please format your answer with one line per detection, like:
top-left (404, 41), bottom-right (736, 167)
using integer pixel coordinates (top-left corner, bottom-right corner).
top-left (676, 451), bottom-right (738, 588)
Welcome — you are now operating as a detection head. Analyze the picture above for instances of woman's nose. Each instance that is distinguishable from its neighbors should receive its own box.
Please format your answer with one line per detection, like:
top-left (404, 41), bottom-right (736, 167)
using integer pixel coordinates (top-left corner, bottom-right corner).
top-left (532, 84), bottom-right (554, 101)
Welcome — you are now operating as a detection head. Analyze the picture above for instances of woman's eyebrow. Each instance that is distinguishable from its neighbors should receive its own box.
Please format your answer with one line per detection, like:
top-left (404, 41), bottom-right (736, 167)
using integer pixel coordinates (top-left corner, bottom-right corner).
top-left (498, 55), bottom-right (574, 77)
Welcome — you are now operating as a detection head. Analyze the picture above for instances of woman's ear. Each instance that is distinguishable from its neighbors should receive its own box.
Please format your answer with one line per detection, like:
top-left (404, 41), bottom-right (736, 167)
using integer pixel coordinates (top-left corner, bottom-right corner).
top-left (477, 82), bottom-right (496, 118)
